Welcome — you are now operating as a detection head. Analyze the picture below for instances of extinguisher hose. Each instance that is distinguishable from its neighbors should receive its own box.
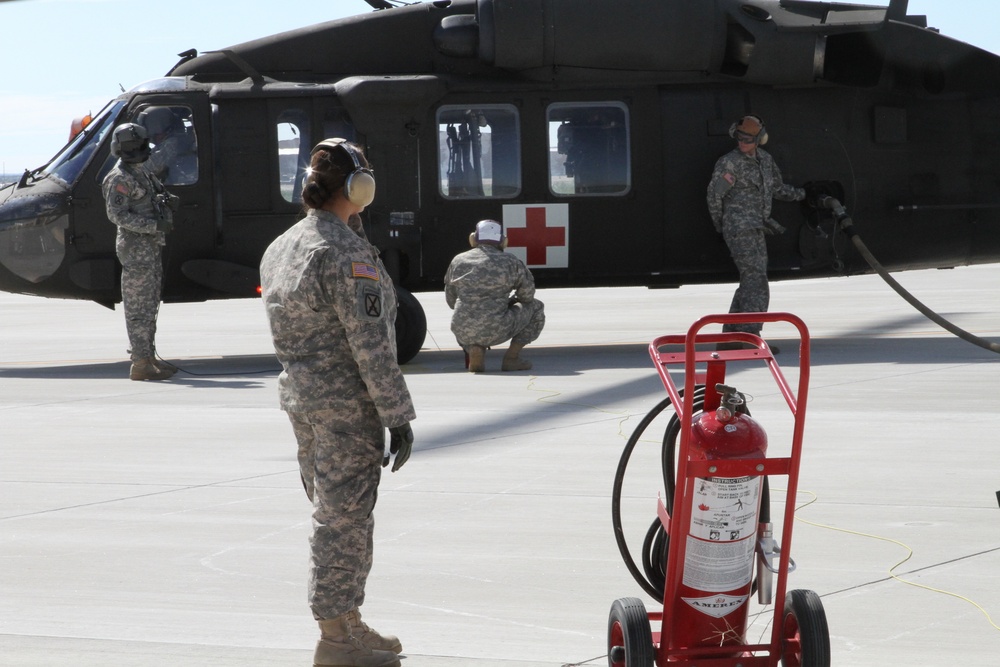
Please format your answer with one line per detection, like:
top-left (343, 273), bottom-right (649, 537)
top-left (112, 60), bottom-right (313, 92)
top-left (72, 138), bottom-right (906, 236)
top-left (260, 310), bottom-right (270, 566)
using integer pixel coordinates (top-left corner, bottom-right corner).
top-left (611, 393), bottom-right (685, 601)
top-left (823, 196), bottom-right (1000, 354)
top-left (612, 385), bottom-right (769, 602)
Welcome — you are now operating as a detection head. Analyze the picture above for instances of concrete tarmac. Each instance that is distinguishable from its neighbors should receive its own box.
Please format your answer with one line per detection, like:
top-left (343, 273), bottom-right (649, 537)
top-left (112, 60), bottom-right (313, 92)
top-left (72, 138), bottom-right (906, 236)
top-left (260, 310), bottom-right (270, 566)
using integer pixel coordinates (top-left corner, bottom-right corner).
top-left (1, 264), bottom-right (999, 666)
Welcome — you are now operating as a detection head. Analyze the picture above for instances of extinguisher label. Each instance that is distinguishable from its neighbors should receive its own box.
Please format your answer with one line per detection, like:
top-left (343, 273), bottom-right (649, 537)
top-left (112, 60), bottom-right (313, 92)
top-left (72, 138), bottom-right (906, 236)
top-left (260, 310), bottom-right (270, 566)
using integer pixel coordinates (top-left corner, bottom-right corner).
top-left (682, 476), bottom-right (761, 593)
top-left (689, 476), bottom-right (760, 542)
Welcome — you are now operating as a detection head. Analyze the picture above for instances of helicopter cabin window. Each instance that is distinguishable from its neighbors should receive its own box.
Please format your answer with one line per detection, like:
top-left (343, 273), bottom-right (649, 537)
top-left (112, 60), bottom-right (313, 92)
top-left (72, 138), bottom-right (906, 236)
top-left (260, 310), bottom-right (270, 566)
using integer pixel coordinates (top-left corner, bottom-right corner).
top-left (548, 102), bottom-right (630, 196)
top-left (277, 110), bottom-right (311, 204)
top-left (141, 106), bottom-right (199, 187)
top-left (437, 105), bottom-right (520, 199)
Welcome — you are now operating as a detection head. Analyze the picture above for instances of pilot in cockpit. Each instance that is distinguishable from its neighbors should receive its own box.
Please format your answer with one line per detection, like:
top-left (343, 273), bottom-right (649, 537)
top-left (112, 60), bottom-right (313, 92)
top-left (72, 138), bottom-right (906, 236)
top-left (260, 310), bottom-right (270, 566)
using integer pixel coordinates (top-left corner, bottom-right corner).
top-left (137, 106), bottom-right (198, 186)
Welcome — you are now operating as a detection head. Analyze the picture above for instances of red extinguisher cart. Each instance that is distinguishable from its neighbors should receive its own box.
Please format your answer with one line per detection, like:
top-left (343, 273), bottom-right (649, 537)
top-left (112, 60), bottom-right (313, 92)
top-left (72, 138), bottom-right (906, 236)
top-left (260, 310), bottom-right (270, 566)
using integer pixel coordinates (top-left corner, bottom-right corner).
top-left (608, 313), bottom-right (830, 666)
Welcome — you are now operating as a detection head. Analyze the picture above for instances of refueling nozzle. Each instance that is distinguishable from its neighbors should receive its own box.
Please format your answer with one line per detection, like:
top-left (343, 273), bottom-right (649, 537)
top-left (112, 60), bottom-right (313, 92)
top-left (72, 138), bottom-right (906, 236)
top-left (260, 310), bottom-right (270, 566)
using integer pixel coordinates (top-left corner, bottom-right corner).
top-left (817, 194), bottom-right (848, 219)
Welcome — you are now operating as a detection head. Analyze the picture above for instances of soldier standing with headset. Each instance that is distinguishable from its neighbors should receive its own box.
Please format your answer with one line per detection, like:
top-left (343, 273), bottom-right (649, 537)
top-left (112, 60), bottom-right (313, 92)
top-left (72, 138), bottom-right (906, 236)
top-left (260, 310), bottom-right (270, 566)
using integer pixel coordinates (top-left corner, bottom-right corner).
top-left (706, 115), bottom-right (805, 347)
top-left (259, 138), bottom-right (414, 667)
top-left (102, 122), bottom-right (178, 381)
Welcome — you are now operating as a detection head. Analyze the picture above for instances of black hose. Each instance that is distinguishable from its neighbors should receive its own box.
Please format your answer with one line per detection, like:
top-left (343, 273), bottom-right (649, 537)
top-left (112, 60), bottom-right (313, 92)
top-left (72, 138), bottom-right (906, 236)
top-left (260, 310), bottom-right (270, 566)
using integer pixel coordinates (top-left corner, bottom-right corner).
top-left (824, 197), bottom-right (999, 354)
top-left (611, 393), bottom-right (680, 601)
top-left (612, 385), bottom-right (769, 602)
top-left (612, 386), bottom-right (704, 602)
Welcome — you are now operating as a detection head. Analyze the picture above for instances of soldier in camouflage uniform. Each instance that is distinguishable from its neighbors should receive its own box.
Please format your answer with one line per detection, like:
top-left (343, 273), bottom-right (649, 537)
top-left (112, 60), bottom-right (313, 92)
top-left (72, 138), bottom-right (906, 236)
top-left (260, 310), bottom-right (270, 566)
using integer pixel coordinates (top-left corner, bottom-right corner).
top-left (444, 219), bottom-right (545, 373)
top-left (707, 115), bottom-right (805, 339)
top-left (260, 138), bottom-right (413, 667)
top-left (102, 123), bottom-right (177, 381)
top-left (138, 107), bottom-right (198, 186)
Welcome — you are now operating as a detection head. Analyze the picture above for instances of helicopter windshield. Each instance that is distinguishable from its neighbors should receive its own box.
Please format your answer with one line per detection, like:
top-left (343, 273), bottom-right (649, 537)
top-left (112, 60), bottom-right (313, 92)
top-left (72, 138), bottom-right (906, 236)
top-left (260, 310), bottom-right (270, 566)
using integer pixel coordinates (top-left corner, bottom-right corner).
top-left (42, 100), bottom-right (125, 187)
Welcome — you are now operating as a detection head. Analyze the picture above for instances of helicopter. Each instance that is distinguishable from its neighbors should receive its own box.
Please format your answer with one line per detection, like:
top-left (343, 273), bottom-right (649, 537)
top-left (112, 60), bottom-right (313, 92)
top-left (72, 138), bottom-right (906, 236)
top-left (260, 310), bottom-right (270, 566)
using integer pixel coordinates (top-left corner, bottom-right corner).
top-left (1, 0), bottom-right (998, 364)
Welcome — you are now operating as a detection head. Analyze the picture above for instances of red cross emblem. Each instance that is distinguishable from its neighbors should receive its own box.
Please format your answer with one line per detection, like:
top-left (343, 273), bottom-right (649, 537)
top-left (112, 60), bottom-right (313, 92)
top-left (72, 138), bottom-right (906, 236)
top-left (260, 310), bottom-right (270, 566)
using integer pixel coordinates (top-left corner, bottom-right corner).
top-left (502, 204), bottom-right (569, 268)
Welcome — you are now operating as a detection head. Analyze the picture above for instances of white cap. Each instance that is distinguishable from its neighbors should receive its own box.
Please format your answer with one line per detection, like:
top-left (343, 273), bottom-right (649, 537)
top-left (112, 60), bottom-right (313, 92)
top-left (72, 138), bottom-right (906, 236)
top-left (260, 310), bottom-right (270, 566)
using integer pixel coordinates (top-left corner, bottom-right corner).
top-left (475, 219), bottom-right (503, 244)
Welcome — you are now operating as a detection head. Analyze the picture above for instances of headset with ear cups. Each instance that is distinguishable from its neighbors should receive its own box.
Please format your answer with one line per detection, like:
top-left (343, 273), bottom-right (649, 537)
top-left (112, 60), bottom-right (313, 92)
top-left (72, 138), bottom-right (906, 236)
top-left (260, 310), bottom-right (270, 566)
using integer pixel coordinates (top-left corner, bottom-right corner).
top-left (728, 115), bottom-right (769, 146)
top-left (310, 138), bottom-right (377, 207)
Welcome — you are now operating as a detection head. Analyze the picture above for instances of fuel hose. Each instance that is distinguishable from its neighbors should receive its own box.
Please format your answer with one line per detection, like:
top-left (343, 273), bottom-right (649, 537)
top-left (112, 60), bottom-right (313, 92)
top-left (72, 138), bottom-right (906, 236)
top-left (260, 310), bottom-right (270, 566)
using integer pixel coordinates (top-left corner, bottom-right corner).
top-left (820, 196), bottom-right (1000, 354)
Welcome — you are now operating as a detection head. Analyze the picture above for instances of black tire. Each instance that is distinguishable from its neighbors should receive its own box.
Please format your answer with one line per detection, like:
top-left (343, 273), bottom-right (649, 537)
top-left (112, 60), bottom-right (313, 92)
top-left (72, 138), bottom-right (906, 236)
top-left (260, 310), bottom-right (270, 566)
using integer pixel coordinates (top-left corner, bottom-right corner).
top-left (394, 286), bottom-right (426, 365)
top-left (781, 589), bottom-right (831, 667)
top-left (607, 597), bottom-right (654, 667)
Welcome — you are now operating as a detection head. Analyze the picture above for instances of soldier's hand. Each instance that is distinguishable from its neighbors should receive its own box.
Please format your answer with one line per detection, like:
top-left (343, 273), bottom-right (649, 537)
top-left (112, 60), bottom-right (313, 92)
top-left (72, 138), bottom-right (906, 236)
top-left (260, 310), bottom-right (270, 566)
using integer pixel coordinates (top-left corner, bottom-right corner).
top-left (385, 423), bottom-right (414, 472)
top-left (166, 193), bottom-right (180, 212)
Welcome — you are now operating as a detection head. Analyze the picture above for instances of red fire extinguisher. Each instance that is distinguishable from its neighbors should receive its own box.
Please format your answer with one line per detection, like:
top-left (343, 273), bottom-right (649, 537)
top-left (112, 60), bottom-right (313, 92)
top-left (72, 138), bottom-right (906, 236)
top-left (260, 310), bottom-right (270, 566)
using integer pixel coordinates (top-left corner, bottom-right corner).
top-left (668, 383), bottom-right (767, 656)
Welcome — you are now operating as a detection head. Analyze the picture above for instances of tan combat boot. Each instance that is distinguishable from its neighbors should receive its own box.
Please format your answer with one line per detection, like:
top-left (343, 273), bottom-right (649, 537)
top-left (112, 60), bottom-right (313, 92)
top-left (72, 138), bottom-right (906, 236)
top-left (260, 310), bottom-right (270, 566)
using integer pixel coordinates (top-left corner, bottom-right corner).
top-left (129, 358), bottom-right (175, 381)
top-left (345, 608), bottom-right (402, 654)
top-left (153, 358), bottom-right (177, 377)
top-left (467, 345), bottom-right (486, 373)
top-left (315, 614), bottom-right (400, 667)
top-left (501, 342), bottom-right (532, 372)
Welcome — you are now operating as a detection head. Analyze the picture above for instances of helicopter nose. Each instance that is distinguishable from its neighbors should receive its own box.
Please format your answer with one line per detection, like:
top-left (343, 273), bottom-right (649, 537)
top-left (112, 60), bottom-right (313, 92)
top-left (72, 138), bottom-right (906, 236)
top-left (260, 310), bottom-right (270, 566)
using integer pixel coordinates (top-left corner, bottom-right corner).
top-left (0, 187), bottom-right (71, 286)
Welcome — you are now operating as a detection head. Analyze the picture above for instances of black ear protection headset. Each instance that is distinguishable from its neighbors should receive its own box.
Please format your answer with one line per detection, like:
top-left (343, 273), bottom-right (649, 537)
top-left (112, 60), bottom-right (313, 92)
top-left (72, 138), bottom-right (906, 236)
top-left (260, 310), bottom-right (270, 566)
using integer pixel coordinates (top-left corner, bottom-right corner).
top-left (728, 115), bottom-right (769, 146)
top-left (310, 138), bottom-right (377, 207)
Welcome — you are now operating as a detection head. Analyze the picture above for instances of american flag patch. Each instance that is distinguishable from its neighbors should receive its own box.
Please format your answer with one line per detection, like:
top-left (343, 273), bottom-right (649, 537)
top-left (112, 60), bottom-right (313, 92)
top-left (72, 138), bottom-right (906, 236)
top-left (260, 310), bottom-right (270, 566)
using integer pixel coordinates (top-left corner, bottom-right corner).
top-left (115, 183), bottom-right (130, 195)
top-left (723, 173), bottom-right (736, 185)
top-left (352, 262), bottom-right (379, 280)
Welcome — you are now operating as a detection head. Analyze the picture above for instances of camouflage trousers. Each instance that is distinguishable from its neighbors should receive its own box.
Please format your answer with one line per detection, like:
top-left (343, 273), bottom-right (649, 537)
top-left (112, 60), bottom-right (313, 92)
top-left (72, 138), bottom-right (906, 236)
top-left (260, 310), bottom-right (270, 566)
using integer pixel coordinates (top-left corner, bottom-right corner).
top-left (722, 227), bottom-right (769, 335)
top-left (287, 409), bottom-right (384, 621)
top-left (453, 299), bottom-right (546, 349)
top-left (117, 231), bottom-right (163, 361)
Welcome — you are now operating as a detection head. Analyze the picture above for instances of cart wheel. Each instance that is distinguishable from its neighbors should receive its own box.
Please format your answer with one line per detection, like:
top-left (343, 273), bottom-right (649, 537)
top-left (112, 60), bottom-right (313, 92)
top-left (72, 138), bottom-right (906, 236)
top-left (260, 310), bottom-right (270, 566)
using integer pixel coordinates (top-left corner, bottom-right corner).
top-left (780, 589), bottom-right (831, 667)
top-left (607, 597), bottom-right (654, 667)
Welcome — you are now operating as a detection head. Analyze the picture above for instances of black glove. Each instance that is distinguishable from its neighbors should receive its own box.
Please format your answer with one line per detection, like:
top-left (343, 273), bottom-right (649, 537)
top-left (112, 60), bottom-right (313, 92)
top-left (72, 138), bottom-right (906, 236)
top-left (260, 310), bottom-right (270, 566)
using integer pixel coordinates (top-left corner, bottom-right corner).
top-left (384, 423), bottom-right (413, 472)
top-left (155, 218), bottom-right (173, 234)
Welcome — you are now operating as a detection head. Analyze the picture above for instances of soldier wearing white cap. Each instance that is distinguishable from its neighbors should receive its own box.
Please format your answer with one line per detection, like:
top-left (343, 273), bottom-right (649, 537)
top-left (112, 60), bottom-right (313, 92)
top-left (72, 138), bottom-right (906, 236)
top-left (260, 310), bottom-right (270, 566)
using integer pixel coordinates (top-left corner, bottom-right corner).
top-left (444, 219), bottom-right (545, 372)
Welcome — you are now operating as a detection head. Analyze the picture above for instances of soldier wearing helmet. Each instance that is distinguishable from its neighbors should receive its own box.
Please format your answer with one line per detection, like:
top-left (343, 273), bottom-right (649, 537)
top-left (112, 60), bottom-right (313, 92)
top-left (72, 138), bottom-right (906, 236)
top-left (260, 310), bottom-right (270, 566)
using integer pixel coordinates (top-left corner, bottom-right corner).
top-left (706, 115), bottom-right (805, 346)
top-left (444, 219), bottom-right (545, 372)
top-left (102, 122), bottom-right (179, 381)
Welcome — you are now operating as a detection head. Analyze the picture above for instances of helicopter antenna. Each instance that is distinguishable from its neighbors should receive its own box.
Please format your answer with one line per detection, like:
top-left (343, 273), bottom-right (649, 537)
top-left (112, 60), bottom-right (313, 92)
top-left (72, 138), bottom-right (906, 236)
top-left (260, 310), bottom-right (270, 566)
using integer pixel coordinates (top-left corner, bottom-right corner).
top-left (886, 0), bottom-right (909, 22)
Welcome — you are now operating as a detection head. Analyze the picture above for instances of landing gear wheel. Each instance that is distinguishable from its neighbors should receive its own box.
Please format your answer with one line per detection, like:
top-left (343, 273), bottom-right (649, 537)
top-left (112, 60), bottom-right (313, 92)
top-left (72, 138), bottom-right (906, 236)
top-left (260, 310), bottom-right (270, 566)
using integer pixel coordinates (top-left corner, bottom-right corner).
top-left (607, 597), bottom-right (654, 667)
top-left (780, 589), bottom-right (831, 667)
top-left (393, 285), bottom-right (426, 365)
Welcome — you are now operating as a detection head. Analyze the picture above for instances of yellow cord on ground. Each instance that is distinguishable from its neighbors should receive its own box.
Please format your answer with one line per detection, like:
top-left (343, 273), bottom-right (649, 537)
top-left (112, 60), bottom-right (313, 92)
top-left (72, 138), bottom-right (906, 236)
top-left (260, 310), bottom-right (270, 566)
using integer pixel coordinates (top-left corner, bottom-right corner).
top-left (789, 489), bottom-right (1000, 631)
top-left (525, 375), bottom-right (635, 439)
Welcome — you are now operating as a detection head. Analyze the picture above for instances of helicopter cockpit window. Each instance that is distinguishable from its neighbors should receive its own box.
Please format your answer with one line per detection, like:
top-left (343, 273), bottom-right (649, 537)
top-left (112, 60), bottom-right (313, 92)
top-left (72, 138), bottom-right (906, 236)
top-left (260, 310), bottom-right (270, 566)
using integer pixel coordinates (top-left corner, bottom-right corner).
top-left (277, 110), bottom-right (311, 204)
top-left (44, 100), bottom-right (124, 188)
top-left (548, 102), bottom-right (630, 196)
top-left (437, 104), bottom-right (520, 199)
top-left (141, 106), bottom-right (199, 187)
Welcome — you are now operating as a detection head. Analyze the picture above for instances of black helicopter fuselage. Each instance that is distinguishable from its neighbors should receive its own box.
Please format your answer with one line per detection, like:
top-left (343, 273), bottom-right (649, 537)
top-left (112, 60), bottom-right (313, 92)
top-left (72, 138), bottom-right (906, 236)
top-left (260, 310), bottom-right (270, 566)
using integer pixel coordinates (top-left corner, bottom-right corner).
top-left (1, 0), bottom-right (998, 361)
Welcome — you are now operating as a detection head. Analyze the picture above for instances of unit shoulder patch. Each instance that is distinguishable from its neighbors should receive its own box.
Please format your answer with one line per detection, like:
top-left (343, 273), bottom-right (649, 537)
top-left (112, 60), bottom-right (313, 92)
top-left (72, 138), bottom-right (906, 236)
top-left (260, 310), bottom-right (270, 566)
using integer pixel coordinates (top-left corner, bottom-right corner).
top-left (356, 280), bottom-right (383, 321)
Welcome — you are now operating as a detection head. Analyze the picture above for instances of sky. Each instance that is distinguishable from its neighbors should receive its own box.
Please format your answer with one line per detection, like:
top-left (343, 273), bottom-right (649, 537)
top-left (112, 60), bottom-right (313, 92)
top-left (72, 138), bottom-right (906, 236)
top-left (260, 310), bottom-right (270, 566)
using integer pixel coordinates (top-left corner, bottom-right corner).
top-left (0, 0), bottom-right (997, 174)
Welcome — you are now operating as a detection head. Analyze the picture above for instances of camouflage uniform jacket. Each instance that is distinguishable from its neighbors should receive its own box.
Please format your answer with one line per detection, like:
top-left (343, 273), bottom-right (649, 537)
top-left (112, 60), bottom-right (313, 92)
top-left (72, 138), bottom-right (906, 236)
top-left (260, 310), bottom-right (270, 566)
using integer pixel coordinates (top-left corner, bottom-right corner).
top-left (102, 161), bottom-right (170, 245)
top-left (260, 209), bottom-right (415, 428)
top-left (444, 244), bottom-right (537, 346)
top-left (706, 147), bottom-right (804, 234)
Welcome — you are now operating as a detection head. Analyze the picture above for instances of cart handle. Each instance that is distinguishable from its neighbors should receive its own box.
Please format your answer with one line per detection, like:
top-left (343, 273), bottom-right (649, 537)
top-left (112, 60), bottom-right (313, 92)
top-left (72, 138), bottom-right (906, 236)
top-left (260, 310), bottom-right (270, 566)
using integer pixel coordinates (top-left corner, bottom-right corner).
top-left (649, 312), bottom-right (810, 419)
